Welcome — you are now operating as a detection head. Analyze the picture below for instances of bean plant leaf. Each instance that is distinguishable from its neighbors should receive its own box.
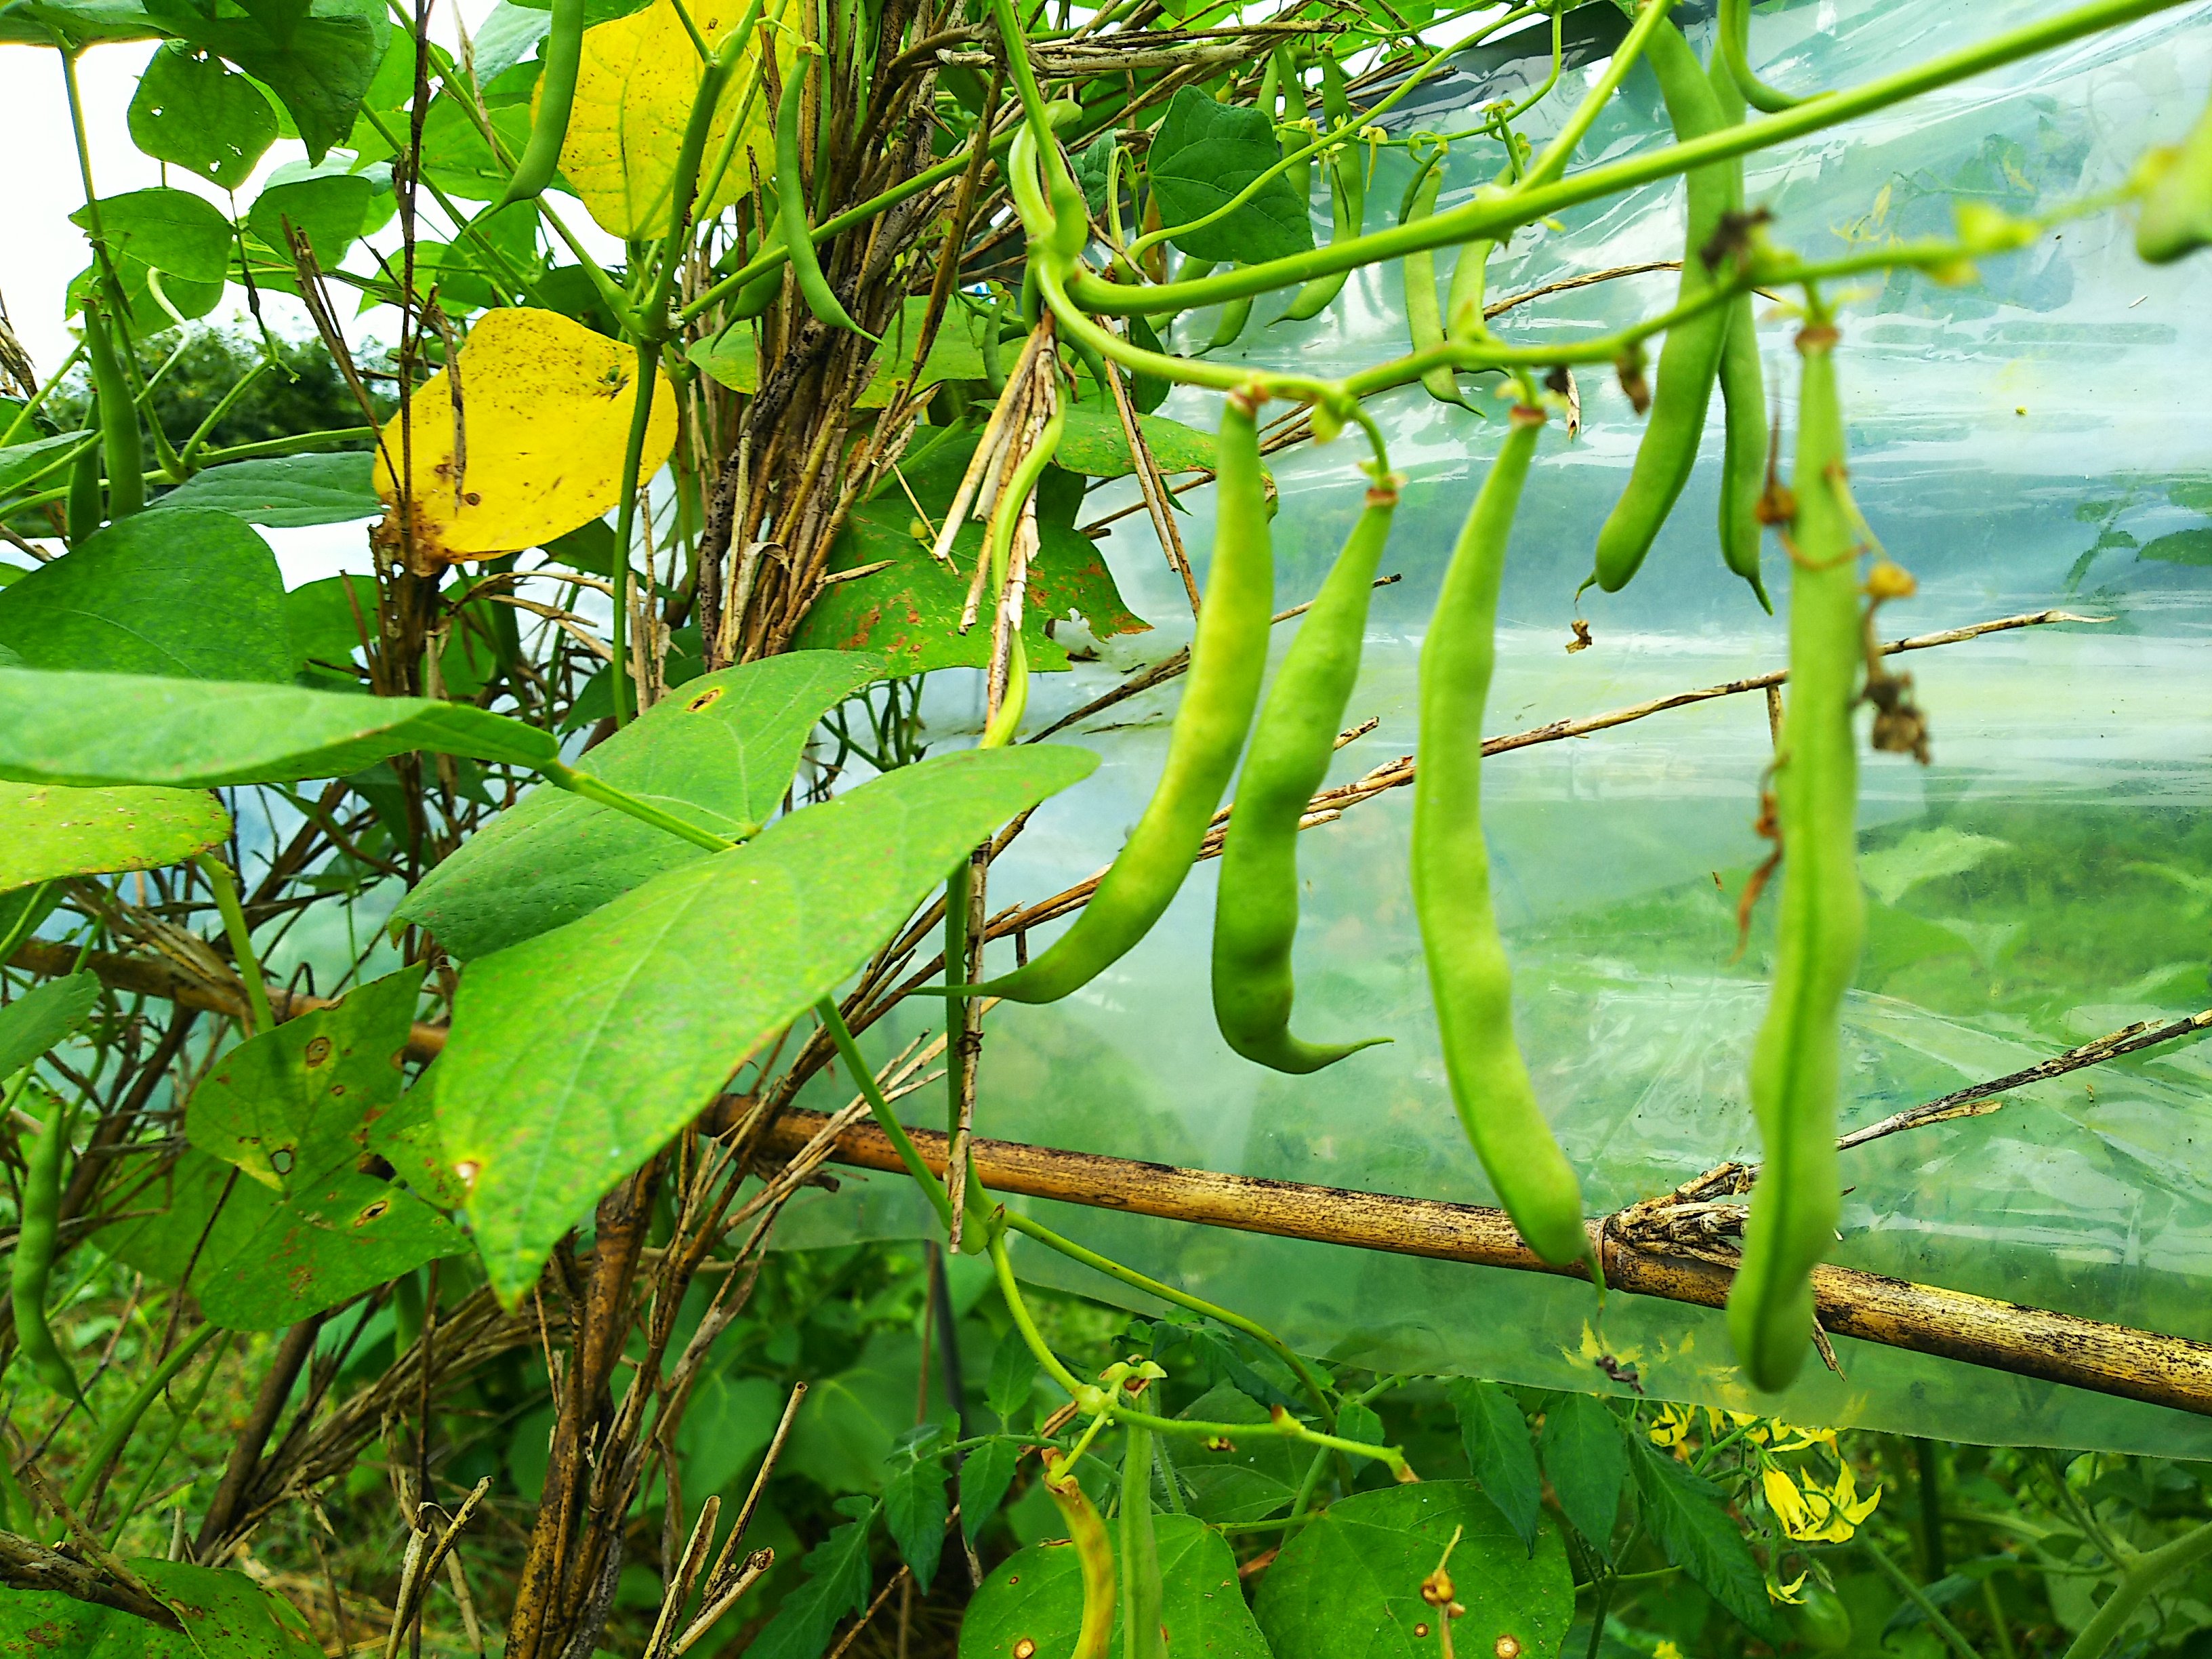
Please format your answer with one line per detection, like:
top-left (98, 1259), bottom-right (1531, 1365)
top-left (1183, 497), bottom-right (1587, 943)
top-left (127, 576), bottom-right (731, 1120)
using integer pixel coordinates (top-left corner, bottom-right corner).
top-left (0, 511), bottom-right (293, 682)
top-left (437, 743), bottom-right (1099, 1304)
top-left (0, 1557), bottom-right (322, 1656)
top-left (885, 1440), bottom-right (951, 1592)
top-left (0, 781), bottom-right (230, 894)
top-left (371, 307), bottom-right (678, 561)
top-left (960, 1438), bottom-right (1022, 1547)
top-left (960, 1513), bottom-right (1267, 1659)
top-left (1052, 406), bottom-right (1216, 477)
top-left (361, 1069), bottom-right (469, 1206)
top-left (0, 668), bottom-right (558, 788)
top-left (129, 41), bottom-right (277, 187)
top-left (1630, 1435), bottom-right (1784, 1639)
top-left (986, 1326), bottom-right (1040, 1425)
top-left (285, 573), bottom-right (378, 673)
top-left (149, 453), bottom-right (380, 528)
top-left (1146, 85), bottom-right (1315, 264)
top-left (0, 0), bottom-right (169, 47)
top-left (1252, 1480), bottom-right (1574, 1659)
top-left (247, 171), bottom-right (377, 263)
top-left (744, 1510), bottom-right (878, 1659)
top-left (1538, 1394), bottom-right (1629, 1559)
top-left (69, 187), bottom-right (234, 283)
top-left (395, 651), bottom-right (879, 960)
top-left (2137, 527), bottom-right (2212, 565)
top-left (172, 0), bottom-right (388, 163)
top-left (559, 0), bottom-right (798, 237)
top-left (689, 298), bottom-right (992, 406)
top-left (1173, 1381), bottom-right (1305, 1523)
top-left (1448, 1376), bottom-right (1544, 1550)
top-left (0, 971), bottom-right (100, 1080)
top-left (0, 434), bottom-right (89, 502)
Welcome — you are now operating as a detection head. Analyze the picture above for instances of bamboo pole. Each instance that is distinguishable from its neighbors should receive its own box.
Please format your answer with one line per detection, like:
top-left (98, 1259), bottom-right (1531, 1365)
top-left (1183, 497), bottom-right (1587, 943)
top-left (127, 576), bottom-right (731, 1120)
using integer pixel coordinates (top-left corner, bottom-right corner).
top-left (752, 1106), bottom-right (2212, 1420)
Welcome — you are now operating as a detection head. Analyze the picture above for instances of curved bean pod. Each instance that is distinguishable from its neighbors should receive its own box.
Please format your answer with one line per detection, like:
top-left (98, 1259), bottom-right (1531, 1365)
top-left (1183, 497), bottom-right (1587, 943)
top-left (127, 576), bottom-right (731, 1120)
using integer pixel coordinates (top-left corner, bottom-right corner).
top-left (1589, 20), bottom-right (1730, 593)
top-left (1401, 149), bottom-right (1474, 411)
top-left (1708, 64), bottom-right (1771, 612)
top-left (777, 53), bottom-right (876, 341)
top-left (1278, 152), bottom-right (1365, 323)
top-left (10, 1092), bottom-right (87, 1410)
top-left (66, 413), bottom-right (102, 543)
top-left (83, 295), bottom-right (142, 520)
top-left (1043, 1450), bottom-right (1115, 1659)
top-left (1212, 477), bottom-right (1399, 1073)
top-left (493, 0), bottom-right (586, 210)
top-left (979, 407), bottom-right (1066, 750)
top-left (1206, 287), bottom-right (1254, 352)
top-left (1413, 403), bottom-right (1587, 1267)
top-left (974, 391), bottom-right (1273, 1003)
top-left (1725, 320), bottom-right (1864, 1393)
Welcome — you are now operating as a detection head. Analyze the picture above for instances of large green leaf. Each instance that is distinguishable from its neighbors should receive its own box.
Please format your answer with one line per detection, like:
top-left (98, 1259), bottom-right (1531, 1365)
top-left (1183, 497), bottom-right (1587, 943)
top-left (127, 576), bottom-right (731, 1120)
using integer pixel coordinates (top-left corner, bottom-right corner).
top-left (0, 972), bottom-right (100, 1080)
top-left (0, 1557), bottom-right (321, 1657)
top-left (0, 511), bottom-right (291, 682)
top-left (960, 1513), bottom-right (1268, 1659)
top-left (70, 188), bottom-right (234, 284)
top-left (1448, 1377), bottom-right (1544, 1551)
top-left (1053, 406), bottom-right (1215, 478)
top-left (1146, 86), bottom-right (1315, 264)
top-left (1174, 1382), bottom-right (1305, 1524)
top-left (394, 651), bottom-right (879, 960)
top-left (1538, 1394), bottom-right (1628, 1558)
top-left (148, 453), bottom-right (380, 528)
top-left (1252, 1481), bottom-right (1574, 1659)
top-left (436, 743), bottom-right (1099, 1303)
top-left (0, 781), bottom-right (230, 893)
top-left (128, 41), bottom-right (281, 189)
top-left (0, 668), bottom-right (558, 788)
top-left (1629, 1433), bottom-right (1783, 1640)
top-left (246, 171), bottom-right (377, 264)
top-left (173, 0), bottom-right (387, 163)
top-left (0, 434), bottom-right (89, 501)
top-left (0, 0), bottom-right (167, 45)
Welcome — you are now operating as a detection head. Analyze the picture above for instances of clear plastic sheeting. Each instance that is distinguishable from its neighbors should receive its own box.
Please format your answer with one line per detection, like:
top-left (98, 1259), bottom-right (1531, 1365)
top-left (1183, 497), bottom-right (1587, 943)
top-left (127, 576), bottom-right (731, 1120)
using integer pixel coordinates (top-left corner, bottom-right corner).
top-left (781, 0), bottom-right (2212, 1454)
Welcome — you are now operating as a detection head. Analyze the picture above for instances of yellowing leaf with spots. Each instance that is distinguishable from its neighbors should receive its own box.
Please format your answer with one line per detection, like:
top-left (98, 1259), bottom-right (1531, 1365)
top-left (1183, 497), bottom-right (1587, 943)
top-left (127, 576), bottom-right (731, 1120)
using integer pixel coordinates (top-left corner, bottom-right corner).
top-left (558, 0), bottom-right (798, 239)
top-left (373, 308), bottom-right (676, 561)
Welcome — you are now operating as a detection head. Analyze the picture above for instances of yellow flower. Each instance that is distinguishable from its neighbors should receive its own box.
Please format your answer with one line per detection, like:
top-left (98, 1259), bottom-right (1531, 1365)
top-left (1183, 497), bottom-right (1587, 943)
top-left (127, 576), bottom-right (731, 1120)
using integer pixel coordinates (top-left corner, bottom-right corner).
top-left (1763, 1420), bottom-right (1839, 1455)
top-left (1767, 1570), bottom-right (1809, 1605)
top-left (1655, 1642), bottom-right (1685, 1659)
top-left (1648, 1404), bottom-right (1694, 1449)
top-left (1763, 1461), bottom-right (1881, 1542)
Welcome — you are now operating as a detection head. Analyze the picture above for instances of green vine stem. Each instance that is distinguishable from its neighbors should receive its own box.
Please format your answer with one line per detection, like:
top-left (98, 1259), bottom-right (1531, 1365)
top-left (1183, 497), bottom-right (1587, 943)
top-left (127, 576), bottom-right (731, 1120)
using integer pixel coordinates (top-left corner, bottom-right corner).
top-left (195, 855), bottom-right (275, 1037)
top-left (63, 1324), bottom-right (220, 1513)
top-left (2060, 1517), bottom-right (2212, 1659)
top-left (539, 762), bottom-right (746, 851)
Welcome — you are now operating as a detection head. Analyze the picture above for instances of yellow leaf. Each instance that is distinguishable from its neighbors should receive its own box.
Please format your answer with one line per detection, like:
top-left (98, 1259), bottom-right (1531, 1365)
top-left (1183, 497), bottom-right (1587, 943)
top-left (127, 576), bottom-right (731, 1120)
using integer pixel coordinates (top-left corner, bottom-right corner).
top-left (373, 308), bottom-right (676, 561)
top-left (558, 0), bottom-right (798, 239)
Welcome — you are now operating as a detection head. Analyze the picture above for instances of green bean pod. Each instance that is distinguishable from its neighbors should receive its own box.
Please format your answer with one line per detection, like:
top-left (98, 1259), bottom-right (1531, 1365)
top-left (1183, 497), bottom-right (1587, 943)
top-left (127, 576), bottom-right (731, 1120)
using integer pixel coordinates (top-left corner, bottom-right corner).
top-left (1589, 21), bottom-right (1730, 593)
top-left (10, 1092), bottom-right (87, 1410)
top-left (1278, 152), bottom-right (1365, 323)
top-left (777, 54), bottom-right (876, 341)
top-left (1413, 403), bottom-right (1586, 1268)
top-left (1120, 1424), bottom-right (1164, 1659)
top-left (494, 0), bottom-right (586, 211)
top-left (2136, 87), bottom-right (2212, 264)
top-left (1207, 287), bottom-right (1254, 352)
top-left (1719, 0), bottom-right (1809, 113)
top-left (1212, 478), bottom-right (1399, 1073)
top-left (1707, 64), bottom-right (1771, 612)
top-left (66, 409), bottom-right (102, 543)
top-left (1043, 1451), bottom-right (1115, 1659)
top-left (83, 294), bottom-right (142, 520)
top-left (1401, 150), bottom-right (1474, 411)
top-left (1725, 321), bottom-right (1864, 1393)
top-left (975, 392), bottom-right (1273, 1004)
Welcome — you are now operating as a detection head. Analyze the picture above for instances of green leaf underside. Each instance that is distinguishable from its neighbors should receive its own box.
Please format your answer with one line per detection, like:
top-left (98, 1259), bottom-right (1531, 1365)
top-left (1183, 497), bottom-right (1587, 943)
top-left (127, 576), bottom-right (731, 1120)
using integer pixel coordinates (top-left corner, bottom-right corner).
top-left (1146, 86), bottom-right (1316, 266)
top-left (437, 743), bottom-right (1099, 1304)
top-left (0, 1557), bottom-right (321, 1656)
top-left (0, 511), bottom-right (293, 684)
top-left (959, 1513), bottom-right (1269, 1659)
top-left (0, 781), bottom-right (230, 893)
top-left (0, 668), bottom-right (557, 788)
top-left (148, 453), bottom-right (380, 527)
top-left (0, 434), bottom-right (89, 501)
top-left (1448, 1376), bottom-right (1544, 1550)
top-left (395, 651), bottom-right (880, 961)
top-left (0, 971), bottom-right (101, 1080)
top-left (1251, 1481), bottom-right (1575, 1659)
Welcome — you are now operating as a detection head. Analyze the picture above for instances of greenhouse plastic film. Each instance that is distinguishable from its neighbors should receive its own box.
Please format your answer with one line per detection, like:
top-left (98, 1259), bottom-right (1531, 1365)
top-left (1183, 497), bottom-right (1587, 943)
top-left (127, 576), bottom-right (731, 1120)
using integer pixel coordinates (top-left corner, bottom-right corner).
top-left (782, 0), bottom-right (2212, 1454)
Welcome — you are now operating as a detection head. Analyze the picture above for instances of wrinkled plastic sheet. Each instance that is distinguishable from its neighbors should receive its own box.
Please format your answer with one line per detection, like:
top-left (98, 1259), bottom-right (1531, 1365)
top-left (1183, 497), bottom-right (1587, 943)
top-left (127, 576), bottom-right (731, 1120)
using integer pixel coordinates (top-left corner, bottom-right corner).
top-left (781, 0), bottom-right (2212, 1454)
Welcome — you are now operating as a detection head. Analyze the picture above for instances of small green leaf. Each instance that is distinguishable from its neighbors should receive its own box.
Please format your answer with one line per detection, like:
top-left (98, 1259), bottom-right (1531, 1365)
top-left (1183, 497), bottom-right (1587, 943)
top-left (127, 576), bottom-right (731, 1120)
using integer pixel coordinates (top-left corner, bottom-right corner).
top-left (70, 187), bottom-right (234, 283)
top-left (0, 1557), bottom-right (321, 1656)
top-left (1052, 407), bottom-right (1215, 478)
top-left (689, 297), bottom-right (991, 405)
top-left (283, 573), bottom-right (377, 674)
top-left (395, 651), bottom-right (879, 961)
top-left (150, 454), bottom-right (380, 529)
top-left (0, 668), bottom-right (558, 788)
top-left (960, 1438), bottom-right (1022, 1547)
top-left (1630, 1434), bottom-right (1784, 1640)
top-left (129, 43), bottom-right (281, 188)
top-left (2138, 527), bottom-right (2212, 565)
top-left (438, 743), bottom-right (1099, 1303)
top-left (961, 1513), bottom-right (1267, 1659)
top-left (1147, 86), bottom-right (1315, 264)
top-left (745, 1512), bottom-right (878, 1659)
top-left (986, 1326), bottom-right (1040, 1425)
top-left (1448, 1377), bottom-right (1543, 1550)
top-left (0, 971), bottom-right (100, 1079)
top-left (1252, 1481), bottom-right (1574, 1659)
top-left (0, 510), bottom-right (292, 682)
top-left (245, 169), bottom-right (377, 264)
top-left (0, 781), bottom-right (230, 894)
top-left (0, 434), bottom-right (89, 501)
top-left (1538, 1394), bottom-right (1628, 1559)
top-left (885, 1442), bottom-right (951, 1591)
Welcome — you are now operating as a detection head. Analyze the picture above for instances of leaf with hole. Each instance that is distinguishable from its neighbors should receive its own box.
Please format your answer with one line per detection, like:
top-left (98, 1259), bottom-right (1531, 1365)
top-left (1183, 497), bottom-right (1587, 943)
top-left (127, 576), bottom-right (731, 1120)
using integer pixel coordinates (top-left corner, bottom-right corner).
top-left (396, 651), bottom-right (879, 960)
top-left (173, 0), bottom-right (389, 163)
top-left (127, 45), bottom-right (280, 189)
top-left (436, 743), bottom-right (1099, 1304)
top-left (0, 510), bottom-right (292, 682)
top-left (0, 782), bottom-right (230, 894)
top-left (1252, 1479), bottom-right (1573, 1659)
top-left (0, 669), bottom-right (557, 789)
top-left (960, 1513), bottom-right (1267, 1659)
